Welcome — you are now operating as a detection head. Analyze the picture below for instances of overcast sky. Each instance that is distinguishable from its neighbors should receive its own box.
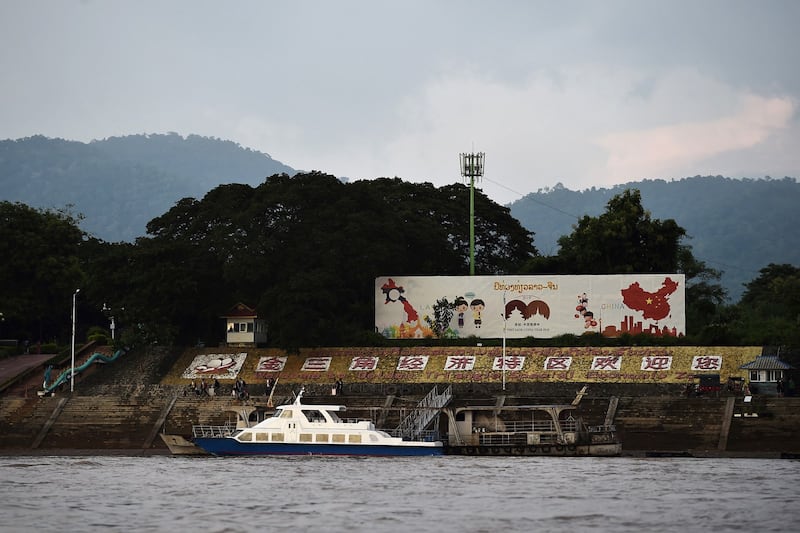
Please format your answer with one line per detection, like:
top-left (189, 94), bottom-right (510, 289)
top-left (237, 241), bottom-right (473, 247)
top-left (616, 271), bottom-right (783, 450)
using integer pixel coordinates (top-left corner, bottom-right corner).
top-left (2, 0), bottom-right (798, 204)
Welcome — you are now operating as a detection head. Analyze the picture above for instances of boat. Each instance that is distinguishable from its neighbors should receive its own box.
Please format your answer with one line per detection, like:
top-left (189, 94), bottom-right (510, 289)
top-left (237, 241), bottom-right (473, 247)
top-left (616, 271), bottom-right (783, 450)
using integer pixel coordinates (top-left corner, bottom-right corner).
top-left (191, 388), bottom-right (444, 456)
top-left (442, 387), bottom-right (621, 456)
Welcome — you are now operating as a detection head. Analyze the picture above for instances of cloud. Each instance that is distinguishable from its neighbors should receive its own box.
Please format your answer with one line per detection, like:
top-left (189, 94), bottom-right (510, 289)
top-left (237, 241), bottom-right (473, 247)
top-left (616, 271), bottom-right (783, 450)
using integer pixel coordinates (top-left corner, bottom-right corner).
top-left (284, 65), bottom-right (798, 203)
top-left (44, 60), bottom-right (794, 206)
top-left (596, 93), bottom-right (797, 181)
top-left (3, 1), bottom-right (798, 206)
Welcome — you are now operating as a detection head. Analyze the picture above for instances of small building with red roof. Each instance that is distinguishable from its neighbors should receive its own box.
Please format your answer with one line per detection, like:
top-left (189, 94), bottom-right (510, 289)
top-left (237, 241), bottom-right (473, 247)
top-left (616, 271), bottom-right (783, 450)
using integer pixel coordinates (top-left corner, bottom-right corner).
top-left (222, 303), bottom-right (267, 347)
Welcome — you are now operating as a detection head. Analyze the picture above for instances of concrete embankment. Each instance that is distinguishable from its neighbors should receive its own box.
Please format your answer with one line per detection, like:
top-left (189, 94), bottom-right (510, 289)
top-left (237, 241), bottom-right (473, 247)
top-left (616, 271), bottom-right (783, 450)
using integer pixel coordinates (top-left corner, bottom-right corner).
top-left (1, 345), bottom-right (798, 456)
top-left (2, 385), bottom-right (799, 456)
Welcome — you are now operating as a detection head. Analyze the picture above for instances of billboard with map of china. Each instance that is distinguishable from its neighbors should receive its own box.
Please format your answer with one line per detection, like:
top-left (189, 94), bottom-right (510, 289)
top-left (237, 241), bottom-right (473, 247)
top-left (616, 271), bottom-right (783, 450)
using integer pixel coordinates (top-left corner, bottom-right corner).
top-left (375, 274), bottom-right (685, 339)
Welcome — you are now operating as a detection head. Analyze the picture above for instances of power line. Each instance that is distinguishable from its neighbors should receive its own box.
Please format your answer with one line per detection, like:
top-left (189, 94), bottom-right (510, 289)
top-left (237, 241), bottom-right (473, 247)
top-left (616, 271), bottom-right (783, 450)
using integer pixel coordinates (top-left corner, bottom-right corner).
top-left (483, 176), bottom-right (581, 220)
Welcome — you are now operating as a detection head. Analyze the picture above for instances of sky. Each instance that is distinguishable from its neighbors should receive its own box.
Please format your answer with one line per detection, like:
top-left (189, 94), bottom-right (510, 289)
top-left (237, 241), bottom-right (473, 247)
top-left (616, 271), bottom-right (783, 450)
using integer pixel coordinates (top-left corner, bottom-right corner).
top-left (1, 0), bottom-right (799, 205)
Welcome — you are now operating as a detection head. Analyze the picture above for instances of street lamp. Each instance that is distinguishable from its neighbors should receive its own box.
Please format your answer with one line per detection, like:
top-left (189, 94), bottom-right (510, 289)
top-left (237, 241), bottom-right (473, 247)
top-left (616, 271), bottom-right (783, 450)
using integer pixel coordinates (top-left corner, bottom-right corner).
top-left (71, 289), bottom-right (80, 392)
top-left (460, 152), bottom-right (484, 276)
top-left (502, 289), bottom-right (507, 391)
top-left (102, 303), bottom-right (115, 340)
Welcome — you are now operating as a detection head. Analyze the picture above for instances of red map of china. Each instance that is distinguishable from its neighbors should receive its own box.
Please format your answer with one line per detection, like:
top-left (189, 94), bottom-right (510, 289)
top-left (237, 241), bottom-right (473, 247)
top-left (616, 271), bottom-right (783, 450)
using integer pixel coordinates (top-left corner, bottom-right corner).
top-left (620, 277), bottom-right (679, 321)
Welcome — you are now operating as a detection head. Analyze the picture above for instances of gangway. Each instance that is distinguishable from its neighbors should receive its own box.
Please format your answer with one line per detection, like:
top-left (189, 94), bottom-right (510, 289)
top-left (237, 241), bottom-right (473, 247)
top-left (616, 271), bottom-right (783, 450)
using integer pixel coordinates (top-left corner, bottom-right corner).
top-left (395, 385), bottom-right (452, 441)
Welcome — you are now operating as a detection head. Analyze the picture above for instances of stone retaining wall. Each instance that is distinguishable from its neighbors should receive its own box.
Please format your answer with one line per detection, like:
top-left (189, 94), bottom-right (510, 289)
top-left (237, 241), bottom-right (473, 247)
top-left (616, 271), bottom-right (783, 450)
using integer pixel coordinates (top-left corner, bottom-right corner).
top-left (2, 386), bottom-right (799, 455)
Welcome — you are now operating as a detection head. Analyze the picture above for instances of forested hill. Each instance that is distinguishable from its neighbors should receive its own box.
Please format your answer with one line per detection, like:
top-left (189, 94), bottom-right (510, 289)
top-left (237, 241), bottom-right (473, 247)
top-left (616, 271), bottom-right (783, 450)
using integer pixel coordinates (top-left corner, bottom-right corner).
top-left (508, 176), bottom-right (800, 302)
top-left (0, 134), bottom-right (295, 242)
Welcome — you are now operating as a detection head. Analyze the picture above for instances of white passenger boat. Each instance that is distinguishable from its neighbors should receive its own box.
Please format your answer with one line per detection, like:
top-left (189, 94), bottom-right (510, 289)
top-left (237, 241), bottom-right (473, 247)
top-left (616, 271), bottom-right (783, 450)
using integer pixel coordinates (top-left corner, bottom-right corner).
top-left (191, 389), bottom-right (443, 456)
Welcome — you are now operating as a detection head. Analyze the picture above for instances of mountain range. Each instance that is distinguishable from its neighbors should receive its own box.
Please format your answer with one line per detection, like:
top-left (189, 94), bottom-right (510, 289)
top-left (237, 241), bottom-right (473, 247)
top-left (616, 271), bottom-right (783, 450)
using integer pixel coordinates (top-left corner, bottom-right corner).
top-left (2, 134), bottom-right (798, 302)
top-left (0, 134), bottom-right (295, 242)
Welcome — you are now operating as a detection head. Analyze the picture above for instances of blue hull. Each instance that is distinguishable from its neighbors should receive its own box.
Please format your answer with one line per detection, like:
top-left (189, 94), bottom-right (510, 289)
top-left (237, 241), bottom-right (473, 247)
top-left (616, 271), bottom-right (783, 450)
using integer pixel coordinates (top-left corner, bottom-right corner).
top-left (194, 438), bottom-right (444, 457)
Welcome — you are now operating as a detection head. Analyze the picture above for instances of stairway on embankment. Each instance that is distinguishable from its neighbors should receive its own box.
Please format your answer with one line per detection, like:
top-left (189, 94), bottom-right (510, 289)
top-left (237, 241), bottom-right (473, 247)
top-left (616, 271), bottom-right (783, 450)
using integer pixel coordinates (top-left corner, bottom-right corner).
top-left (726, 396), bottom-right (800, 454)
top-left (3, 389), bottom-right (800, 455)
top-left (614, 396), bottom-right (728, 452)
top-left (613, 395), bottom-right (800, 455)
top-left (0, 396), bottom-right (58, 449)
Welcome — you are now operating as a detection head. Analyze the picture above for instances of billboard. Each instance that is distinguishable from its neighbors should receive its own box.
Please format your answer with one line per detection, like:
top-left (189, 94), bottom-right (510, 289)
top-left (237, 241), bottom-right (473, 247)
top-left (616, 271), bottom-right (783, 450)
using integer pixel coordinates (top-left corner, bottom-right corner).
top-left (375, 274), bottom-right (685, 339)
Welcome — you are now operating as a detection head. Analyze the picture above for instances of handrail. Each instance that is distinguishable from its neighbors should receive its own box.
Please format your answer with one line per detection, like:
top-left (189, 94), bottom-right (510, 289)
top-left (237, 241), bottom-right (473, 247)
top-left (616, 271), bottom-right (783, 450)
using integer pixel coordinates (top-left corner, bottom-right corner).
top-left (192, 424), bottom-right (236, 438)
top-left (43, 348), bottom-right (128, 393)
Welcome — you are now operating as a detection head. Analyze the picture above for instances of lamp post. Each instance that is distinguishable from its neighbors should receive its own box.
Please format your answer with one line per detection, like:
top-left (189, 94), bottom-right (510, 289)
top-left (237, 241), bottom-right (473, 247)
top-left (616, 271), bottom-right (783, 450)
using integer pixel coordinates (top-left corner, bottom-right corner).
top-left (102, 303), bottom-right (115, 340)
top-left (502, 289), bottom-right (507, 391)
top-left (460, 152), bottom-right (484, 276)
top-left (71, 289), bottom-right (80, 392)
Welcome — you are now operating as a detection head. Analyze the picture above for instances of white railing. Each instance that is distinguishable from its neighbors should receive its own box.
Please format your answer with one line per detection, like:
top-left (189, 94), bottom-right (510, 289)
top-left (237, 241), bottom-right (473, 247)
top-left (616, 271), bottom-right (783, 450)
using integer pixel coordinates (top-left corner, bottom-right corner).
top-left (192, 424), bottom-right (236, 438)
top-left (473, 419), bottom-right (577, 434)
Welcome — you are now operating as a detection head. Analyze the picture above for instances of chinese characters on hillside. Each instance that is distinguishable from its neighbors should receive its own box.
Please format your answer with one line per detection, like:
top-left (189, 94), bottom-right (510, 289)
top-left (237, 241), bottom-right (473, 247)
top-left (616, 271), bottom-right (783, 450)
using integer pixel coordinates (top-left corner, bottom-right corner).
top-left (186, 353), bottom-right (726, 382)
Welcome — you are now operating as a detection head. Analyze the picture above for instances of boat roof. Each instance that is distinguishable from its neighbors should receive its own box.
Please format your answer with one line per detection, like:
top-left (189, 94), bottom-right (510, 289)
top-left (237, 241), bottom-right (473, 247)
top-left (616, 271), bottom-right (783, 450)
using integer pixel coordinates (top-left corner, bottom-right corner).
top-left (275, 388), bottom-right (347, 412)
top-left (457, 386), bottom-right (588, 411)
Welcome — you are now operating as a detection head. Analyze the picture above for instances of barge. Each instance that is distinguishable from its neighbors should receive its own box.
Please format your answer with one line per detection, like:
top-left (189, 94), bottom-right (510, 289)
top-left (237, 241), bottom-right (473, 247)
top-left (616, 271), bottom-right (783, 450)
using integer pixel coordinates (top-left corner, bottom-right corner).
top-left (442, 387), bottom-right (621, 456)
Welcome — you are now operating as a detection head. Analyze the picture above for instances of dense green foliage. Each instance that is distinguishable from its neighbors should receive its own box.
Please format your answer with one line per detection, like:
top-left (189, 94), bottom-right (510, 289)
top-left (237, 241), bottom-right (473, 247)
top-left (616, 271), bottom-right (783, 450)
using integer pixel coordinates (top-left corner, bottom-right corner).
top-left (521, 190), bottom-right (728, 339)
top-left (725, 264), bottom-right (800, 347)
top-left (524, 190), bottom-right (686, 274)
top-left (10, 174), bottom-right (533, 349)
top-left (0, 202), bottom-right (85, 342)
top-left (2, 171), bottom-right (797, 354)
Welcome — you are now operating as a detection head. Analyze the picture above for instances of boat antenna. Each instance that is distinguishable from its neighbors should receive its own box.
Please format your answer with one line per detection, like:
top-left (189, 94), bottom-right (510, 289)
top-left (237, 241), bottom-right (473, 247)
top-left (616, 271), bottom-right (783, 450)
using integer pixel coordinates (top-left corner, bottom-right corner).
top-left (294, 386), bottom-right (305, 404)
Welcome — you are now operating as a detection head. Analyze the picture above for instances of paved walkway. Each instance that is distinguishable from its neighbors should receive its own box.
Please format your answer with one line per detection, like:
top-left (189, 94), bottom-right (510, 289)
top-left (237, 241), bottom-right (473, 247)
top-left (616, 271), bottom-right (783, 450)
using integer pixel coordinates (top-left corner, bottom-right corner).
top-left (0, 353), bottom-right (56, 388)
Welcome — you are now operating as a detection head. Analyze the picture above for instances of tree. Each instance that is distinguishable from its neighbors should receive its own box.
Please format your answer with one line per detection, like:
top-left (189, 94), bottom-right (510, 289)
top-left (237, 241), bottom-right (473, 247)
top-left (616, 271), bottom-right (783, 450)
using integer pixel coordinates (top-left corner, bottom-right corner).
top-left (547, 189), bottom-right (685, 274)
top-left (677, 246), bottom-right (728, 339)
top-left (0, 201), bottom-right (85, 342)
top-left (521, 189), bottom-right (726, 339)
top-left (425, 297), bottom-right (457, 338)
top-left (735, 264), bottom-right (800, 348)
top-left (137, 174), bottom-right (538, 347)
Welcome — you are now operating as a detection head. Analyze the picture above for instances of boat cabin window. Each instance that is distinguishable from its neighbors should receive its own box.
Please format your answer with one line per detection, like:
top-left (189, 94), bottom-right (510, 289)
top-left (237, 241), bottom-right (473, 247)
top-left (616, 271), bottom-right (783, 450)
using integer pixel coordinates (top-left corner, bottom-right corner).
top-left (299, 434), bottom-right (313, 442)
top-left (316, 434), bottom-right (329, 442)
top-left (238, 432), bottom-right (252, 442)
top-left (271, 433), bottom-right (284, 442)
top-left (348, 435), bottom-right (362, 443)
top-left (280, 410), bottom-right (293, 419)
top-left (302, 409), bottom-right (326, 423)
top-left (332, 434), bottom-right (345, 443)
top-left (255, 433), bottom-right (268, 442)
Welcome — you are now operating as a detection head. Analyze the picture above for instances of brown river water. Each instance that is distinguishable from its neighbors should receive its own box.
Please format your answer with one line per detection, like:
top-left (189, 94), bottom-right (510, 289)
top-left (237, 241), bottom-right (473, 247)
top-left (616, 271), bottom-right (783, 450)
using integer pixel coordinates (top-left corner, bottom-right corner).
top-left (1, 455), bottom-right (798, 532)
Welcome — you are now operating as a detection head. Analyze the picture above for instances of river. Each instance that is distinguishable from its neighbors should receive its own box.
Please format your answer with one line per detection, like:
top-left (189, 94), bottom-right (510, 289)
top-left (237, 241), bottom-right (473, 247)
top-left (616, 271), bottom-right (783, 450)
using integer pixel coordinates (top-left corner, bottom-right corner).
top-left (1, 455), bottom-right (798, 532)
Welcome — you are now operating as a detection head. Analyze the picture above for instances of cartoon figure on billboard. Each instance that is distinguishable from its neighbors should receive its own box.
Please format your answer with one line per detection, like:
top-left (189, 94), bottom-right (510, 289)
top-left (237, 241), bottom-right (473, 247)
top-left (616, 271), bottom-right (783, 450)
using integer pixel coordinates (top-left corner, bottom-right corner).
top-left (470, 298), bottom-right (485, 328)
top-left (454, 296), bottom-right (469, 328)
top-left (575, 292), bottom-right (598, 328)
